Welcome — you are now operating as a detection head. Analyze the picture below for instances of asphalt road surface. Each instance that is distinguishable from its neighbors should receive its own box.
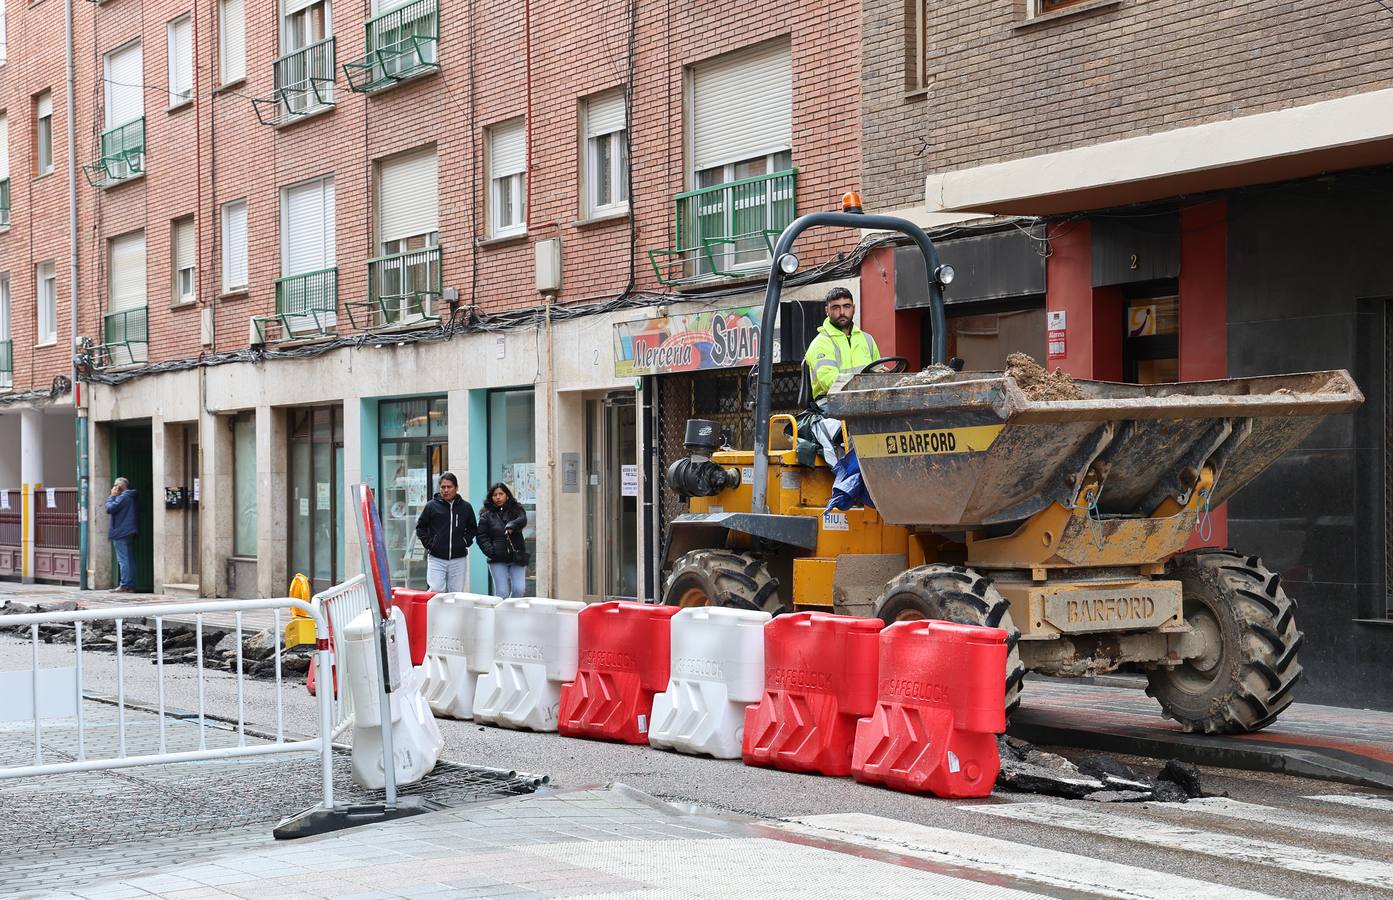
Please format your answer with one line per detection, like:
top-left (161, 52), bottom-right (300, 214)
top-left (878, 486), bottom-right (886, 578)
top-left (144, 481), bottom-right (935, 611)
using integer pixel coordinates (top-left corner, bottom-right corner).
top-left (3, 634), bottom-right (1393, 899)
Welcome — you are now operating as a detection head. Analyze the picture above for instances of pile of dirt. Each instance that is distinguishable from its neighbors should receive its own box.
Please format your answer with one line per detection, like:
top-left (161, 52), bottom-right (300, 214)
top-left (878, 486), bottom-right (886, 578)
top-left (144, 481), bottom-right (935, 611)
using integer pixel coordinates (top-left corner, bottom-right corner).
top-left (896, 364), bottom-right (955, 388)
top-left (1005, 352), bottom-right (1086, 401)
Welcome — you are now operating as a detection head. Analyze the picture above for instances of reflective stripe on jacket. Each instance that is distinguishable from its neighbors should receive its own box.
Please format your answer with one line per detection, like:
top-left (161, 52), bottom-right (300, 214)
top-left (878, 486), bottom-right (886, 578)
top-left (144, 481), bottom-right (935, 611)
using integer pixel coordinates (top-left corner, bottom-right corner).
top-left (803, 317), bottom-right (881, 399)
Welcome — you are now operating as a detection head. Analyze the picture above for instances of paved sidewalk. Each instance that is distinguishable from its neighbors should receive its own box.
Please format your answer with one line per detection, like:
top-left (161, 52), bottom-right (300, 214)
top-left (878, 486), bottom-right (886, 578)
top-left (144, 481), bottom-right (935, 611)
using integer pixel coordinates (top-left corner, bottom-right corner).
top-left (27, 786), bottom-right (1069, 900)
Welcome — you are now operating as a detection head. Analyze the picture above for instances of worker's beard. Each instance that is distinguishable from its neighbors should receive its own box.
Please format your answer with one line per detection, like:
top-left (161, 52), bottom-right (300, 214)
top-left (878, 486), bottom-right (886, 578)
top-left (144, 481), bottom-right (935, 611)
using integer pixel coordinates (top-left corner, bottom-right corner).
top-left (832, 314), bottom-right (852, 330)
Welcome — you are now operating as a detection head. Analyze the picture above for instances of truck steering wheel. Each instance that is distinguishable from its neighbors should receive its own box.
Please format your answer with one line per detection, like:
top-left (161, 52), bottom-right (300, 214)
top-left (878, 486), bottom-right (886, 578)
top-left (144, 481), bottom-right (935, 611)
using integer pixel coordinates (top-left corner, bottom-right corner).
top-left (861, 356), bottom-right (910, 375)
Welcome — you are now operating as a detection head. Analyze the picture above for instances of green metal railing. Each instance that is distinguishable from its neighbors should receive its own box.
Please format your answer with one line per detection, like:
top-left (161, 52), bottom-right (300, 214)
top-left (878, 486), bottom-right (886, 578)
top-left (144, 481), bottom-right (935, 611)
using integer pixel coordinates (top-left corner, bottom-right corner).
top-left (0, 179), bottom-right (10, 228)
top-left (254, 268), bottom-right (339, 343)
top-left (648, 168), bottom-right (797, 285)
top-left (255, 37), bottom-right (337, 125)
top-left (343, 0), bottom-right (439, 93)
top-left (351, 246), bottom-right (441, 328)
top-left (0, 339), bottom-right (12, 388)
top-left (83, 118), bottom-right (146, 188)
top-left (96, 307), bottom-right (148, 367)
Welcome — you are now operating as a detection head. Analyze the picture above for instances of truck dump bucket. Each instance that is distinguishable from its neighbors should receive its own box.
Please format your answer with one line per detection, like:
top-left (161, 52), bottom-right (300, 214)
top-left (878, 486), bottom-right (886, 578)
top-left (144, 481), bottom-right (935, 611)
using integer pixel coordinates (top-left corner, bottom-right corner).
top-left (821, 370), bottom-right (1362, 529)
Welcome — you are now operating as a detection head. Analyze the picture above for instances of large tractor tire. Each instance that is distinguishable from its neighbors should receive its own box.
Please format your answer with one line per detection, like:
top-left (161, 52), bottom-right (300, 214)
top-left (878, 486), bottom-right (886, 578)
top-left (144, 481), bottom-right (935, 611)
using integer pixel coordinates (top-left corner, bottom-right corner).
top-left (875, 564), bottom-right (1025, 715)
top-left (662, 549), bottom-right (787, 615)
top-left (1146, 549), bottom-right (1303, 734)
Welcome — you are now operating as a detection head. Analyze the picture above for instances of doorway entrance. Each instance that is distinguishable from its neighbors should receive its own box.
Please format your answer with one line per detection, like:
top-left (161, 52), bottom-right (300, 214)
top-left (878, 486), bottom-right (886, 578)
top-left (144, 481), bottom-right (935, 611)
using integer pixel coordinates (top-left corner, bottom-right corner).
top-left (378, 396), bottom-right (448, 589)
top-left (585, 392), bottom-right (638, 601)
top-left (1123, 283), bottom-right (1180, 384)
top-left (109, 422), bottom-right (154, 591)
top-left (177, 423), bottom-right (200, 581)
top-left (288, 405), bottom-right (344, 593)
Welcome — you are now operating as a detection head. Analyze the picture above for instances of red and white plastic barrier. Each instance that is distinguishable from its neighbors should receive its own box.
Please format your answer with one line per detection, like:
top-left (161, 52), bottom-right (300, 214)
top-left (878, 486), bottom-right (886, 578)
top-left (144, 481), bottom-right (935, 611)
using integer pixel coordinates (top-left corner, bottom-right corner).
top-left (559, 602), bottom-right (680, 744)
top-left (419, 593), bottom-right (503, 720)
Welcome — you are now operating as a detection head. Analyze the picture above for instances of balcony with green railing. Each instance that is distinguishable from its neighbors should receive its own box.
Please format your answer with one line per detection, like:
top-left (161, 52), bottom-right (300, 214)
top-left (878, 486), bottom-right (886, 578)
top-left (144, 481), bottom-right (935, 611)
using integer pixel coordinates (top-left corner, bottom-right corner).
top-left (253, 268), bottom-right (339, 343)
top-left (0, 339), bottom-right (12, 389)
top-left (95, 307), bottom-right (148, 367)
top-left (343, 0), bottom-right (439, 94)
top-left (83, 118), bottom-right (146, 189)
top-left (648, 168), bottom-right (797, 286)
top-left (347, 246), bottom-right (441, 329)
top-left (253, 37), bottom-right (338, 126)
top-left (0, 178), bottom-right (10, 228)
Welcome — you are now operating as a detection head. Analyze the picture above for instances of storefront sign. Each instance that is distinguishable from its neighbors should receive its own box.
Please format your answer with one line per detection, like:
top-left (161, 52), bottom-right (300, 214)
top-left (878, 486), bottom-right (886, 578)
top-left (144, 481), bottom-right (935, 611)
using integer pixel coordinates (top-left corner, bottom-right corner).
top-left (1047, 309), bottom-right (1067, 360)
top-left (614, 305), bottom-right (770, 377)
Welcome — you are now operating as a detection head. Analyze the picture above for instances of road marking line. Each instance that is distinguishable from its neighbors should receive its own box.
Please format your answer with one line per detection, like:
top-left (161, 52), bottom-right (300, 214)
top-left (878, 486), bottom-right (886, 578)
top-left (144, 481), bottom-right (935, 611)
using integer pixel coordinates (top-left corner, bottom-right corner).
top-left (780, 813), bottom-right (1278, 900)
top-left (1305, 794), bottom-right (1393, 814)
top-left (1176, 797), bottom-right (1382, 841)
top-left (968, 801), bottom-right (1393, 890)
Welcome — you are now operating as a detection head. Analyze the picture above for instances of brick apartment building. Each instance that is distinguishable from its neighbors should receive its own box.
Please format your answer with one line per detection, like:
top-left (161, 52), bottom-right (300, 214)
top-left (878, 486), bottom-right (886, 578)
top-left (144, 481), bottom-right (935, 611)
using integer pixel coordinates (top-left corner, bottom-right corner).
top-left (0, 0), bottom-right (869, 603)
top-left (856, 0), bottom-right (1393, 709)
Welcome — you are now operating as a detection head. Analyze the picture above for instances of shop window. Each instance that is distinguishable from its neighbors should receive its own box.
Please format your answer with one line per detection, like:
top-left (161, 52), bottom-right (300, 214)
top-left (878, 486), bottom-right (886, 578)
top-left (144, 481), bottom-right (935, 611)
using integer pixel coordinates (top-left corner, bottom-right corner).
top-left (288, 405), bottom-right (344, 593)
top-left (379, 396), bottom-right (448, 589)
top-left (232, 413), bottom-right (257, 557)
top-left (944, 304), bottom-right (1046, 372)
top-left (488, 388), bottom-right (536, 594)
top-left (1123, 285), bottom-right (1179, 384)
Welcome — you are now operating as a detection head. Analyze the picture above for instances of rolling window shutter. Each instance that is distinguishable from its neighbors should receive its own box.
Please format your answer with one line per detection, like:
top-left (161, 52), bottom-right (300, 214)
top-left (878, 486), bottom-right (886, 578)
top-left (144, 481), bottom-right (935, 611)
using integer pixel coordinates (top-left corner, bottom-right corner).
top-left (0, 113), bottom-right (8, 180)
top-left (105, 42), bottom-right (144, 128)
top-left (175, 219), bottom-right (196, 271)
top-left (220, 0), bottom-right (246, 83)
top-left (691, 39), bottom-right (791, 172)
top-left (223, 201), bottom-right (248, 288)
top-left (170, 19), bottom-right (193, 99)
top-left (378, 146), bottom-right (439, 244)
top-left (490, 120), bottom-right (525, 179)
top-left (284, 178), bottom-right (334, 275)
top-left (586, 89), bottom-right (625, 139)
top-left (109, 231), bottom-right (148, 312)
top-left (37, 92), bottom-right (52, 120)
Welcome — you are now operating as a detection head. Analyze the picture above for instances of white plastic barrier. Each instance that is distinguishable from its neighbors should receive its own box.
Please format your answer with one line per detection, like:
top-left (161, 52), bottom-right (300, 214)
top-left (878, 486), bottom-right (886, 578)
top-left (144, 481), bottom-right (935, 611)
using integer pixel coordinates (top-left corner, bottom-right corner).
top-left (343, 607), bottom-right (444, 789)
top-left (420, 593), bottom-right (503, 719)
top-left (648, 606), bottom-right (771, 759)
top-left (472, 597), bottom-right (584, 732)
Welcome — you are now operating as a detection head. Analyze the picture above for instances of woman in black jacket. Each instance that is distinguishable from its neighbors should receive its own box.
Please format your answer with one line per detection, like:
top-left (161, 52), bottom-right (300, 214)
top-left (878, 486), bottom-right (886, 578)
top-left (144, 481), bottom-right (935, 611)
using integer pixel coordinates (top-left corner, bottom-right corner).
top-left (414, 472), bottom-right (477, 592)
top-left (477, 482), bottom-right (528, 598)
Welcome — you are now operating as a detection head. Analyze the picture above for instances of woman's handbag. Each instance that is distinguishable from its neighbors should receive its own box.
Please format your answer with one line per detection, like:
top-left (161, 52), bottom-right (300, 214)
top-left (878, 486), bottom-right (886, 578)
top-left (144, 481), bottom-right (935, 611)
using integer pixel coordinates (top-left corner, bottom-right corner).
top-left (508, 530), bottom-right (530, 566)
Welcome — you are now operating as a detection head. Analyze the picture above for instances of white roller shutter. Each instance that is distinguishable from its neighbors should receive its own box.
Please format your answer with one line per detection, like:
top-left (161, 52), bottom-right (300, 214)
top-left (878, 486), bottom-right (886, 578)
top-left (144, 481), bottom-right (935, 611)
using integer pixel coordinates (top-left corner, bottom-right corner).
top-left (490, 120), bottom-right (525, 178)
top-left (691, 38), bottom-right (791, 172)
top-left (220, 0), bottom-right (246, 84)
top-left (0, 113), bottom-right (8, 180)
top-left (104, 41), bottom-right (144, 128)
top-left (222, 200), bottom-right (248, 290)
top-left (174, 218), bottom-right (196, 272)
top-left (378, 146), bottom-right (438, 244)
top-left (586, 89), bottom-right (625, 139)
top-left (168, 18), bottom-right (193, 103)
top-left (109, 231), bottom-right (147, 312)
top-left (282, 176), bottom-right (335, 275)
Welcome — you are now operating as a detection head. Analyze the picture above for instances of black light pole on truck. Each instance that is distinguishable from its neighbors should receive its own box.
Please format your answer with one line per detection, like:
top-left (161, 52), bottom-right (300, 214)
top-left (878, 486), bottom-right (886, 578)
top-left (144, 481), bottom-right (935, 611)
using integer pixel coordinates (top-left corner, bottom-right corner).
top-left (749, 193), bottom-right (955, 515)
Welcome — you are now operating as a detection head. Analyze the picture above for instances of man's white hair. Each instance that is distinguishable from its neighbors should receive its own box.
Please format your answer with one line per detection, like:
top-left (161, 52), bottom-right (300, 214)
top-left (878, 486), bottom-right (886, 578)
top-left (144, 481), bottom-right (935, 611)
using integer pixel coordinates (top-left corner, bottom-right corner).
top-left (114, 477), bottom-right (129, 488)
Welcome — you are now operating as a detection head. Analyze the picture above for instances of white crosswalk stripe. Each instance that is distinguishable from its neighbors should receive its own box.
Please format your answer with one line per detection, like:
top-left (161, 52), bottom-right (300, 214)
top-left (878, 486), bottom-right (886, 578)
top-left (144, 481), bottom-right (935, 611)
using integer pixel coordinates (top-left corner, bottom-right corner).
top-left (1173, 796), bottom-right (1383, 842)
top-left (969, 801), bottom-right (1393, 891)
top-left (1305, 793), bottom-right (1393, 814)
top-left (779, 813), bottom-right (1279, 900)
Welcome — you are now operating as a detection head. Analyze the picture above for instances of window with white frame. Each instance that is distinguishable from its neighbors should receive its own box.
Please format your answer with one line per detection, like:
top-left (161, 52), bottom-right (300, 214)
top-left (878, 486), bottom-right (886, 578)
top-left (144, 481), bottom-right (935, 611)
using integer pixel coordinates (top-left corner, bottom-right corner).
top-left (1034, 0), bottom-right (1092, 14)
top-left (0, 111), bottom-right (9, 228)
top-left (172, 216), bottom-right (196, 304)
top-left (280, 175), bottom-right (335, 328)
top-left (167, 17), bottom-right (193, 106)
top-left (221, 199), bottom-right (248, 292)
top-left (107, 232), bottom-right (148, 364)
top-left (0, 273), bottom-right (11, 389)
top-left (104, 41), bottom-right (144, 129)
top-left (583, 88), bottom-right (628, 219)
top-left (220, 0), bottom-right (246, 85)
top-left (35, 91), bottom-right (53, 176)
top-left (280, 0), bottom-right (333, 114)
top-left (376, 145), bottom-right (439, 322)
top-left (487, 119), bottom-right (525, 238)
top-left (689, 39), bottom-right (793, 274)
top-left (35, 261), bottom-right (56, 344)
top-left (0, 0), bottom-right (7, 67)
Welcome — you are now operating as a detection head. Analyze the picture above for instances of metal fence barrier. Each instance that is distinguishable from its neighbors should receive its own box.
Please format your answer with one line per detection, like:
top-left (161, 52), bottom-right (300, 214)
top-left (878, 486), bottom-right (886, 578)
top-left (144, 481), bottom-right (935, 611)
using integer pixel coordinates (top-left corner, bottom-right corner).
top-left (0, 598), bottom-right (335, 813)
top-left (311, 574), bottom-right (375, 739)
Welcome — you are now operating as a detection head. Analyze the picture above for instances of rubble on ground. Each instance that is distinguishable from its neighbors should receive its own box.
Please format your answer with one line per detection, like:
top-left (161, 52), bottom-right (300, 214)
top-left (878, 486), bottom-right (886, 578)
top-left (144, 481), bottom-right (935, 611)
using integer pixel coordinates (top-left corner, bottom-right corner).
top-left (0, 599), bottom-right (311, 678)
top-left (997, 735), bottom-right (1204, 803)
top-left (1005, 352), bottom-right (1087, 401)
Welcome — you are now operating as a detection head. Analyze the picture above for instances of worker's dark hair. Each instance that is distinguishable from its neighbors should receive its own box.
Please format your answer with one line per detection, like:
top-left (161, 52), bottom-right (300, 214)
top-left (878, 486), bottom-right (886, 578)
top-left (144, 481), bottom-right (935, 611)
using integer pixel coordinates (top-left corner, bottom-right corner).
top-left (439, 472), bottom-right (459, 487)
top-left (824, 286), bottom-right (854, 305)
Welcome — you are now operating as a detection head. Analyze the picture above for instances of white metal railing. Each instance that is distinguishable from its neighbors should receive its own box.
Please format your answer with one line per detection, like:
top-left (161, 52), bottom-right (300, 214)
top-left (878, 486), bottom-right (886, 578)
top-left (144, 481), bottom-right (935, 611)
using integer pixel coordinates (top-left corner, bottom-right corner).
top-left (311, 574), bottom-right (375, 739)
top-left (0, 598), bottom-right (335, 812)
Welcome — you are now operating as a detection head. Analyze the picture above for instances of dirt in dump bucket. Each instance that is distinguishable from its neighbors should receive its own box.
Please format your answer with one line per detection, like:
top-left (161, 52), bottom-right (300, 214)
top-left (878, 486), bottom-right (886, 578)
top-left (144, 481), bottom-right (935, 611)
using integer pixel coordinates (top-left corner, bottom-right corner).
top-left (896, 364), bottom-right (955, 387)
top-left (1005, 352), bottom-right (1087, 401)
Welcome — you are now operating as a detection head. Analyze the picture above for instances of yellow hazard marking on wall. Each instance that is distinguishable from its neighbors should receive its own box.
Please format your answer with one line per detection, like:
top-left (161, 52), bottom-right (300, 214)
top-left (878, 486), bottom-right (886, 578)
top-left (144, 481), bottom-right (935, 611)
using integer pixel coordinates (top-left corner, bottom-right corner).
top-left (854, 425), bottom-right (1004, 458)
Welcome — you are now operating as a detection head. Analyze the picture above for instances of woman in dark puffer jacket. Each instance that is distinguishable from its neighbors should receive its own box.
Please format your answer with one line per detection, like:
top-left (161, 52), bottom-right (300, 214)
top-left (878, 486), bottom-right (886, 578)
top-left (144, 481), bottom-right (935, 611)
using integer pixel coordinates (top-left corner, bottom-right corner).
top-left (477, 482), bottom-right (528, 598)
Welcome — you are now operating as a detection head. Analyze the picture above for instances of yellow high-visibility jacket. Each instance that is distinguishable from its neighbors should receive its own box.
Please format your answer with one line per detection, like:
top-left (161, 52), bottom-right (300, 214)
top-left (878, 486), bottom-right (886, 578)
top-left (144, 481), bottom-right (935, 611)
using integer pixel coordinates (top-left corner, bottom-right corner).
top-left (804, 317), bottom-right (881, 400)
